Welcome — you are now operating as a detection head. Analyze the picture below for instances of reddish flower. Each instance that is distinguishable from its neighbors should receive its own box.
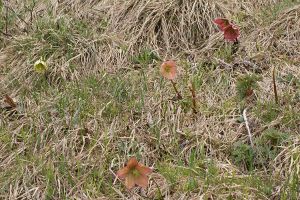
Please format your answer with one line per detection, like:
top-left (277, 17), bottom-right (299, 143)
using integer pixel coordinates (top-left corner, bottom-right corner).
top-left (213, 18), bottom-right (230, 31)
top-left (213, 18), bottom-right (240, 42)
top-left (117, 157), bottom-right (152, 190)
top-left (160, 60), bottom-right (177, 80)
top-left (223, 24), bottom-right (240, 42)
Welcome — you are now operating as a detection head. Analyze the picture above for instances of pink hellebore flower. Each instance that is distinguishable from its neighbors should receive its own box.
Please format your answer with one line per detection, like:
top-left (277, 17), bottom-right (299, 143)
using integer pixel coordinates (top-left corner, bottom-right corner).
top-left (160, 60), bottom-right (177, 80)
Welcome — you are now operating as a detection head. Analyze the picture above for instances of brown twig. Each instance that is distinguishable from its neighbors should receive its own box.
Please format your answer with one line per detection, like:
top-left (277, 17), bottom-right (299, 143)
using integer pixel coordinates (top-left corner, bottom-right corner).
top-left (170, 80), bottom-right (182, 100)
top-left (188, 82), bottom-right (197, 114)
top-left (5, 6), bottom-right (8, 34)
top-left (5, 5), bottom-right (30, 27)
top-left (272, 67), bottom-right (279, 105)
top-left (25, 0), bottom-right (36, 24)
top-left (0, 30), bottom-right (12, 37)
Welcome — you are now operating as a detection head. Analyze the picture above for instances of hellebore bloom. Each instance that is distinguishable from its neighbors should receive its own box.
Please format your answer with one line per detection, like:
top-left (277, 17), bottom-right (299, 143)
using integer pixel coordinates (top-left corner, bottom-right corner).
top-left (213, 18), bottom-right (240, 42)
top-left (223, 25), bottom-right (240, 42)
top-left (117, 157), bottom-right (152, 189)
top-left (213, 18), bottom-right (230, 31)
top-left (34, 58), bottom-right (48, 73)
top-left (160, 60), bottom-right (177, 80)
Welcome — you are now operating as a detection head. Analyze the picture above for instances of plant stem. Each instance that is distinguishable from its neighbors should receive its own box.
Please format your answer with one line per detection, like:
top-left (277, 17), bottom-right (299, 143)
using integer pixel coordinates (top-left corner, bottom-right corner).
top-left (188, 82), bottom-right (197, 114)
top-left (232, 39), bottom-right (239, 55)
top-left (272, 67), bottom-right (279, 105)
top-left (5, 5), bottom-right (8, 34)
top-left (170, 79), bottom-right (182, 100)
top-left (152, 178), bottom-right (163, 200)
top-left (243, 108), bottom-right (254, 147)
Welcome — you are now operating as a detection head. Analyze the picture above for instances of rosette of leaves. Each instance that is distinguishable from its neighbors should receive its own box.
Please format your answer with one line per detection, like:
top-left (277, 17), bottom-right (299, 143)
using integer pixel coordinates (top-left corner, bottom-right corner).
top-left (236, 74), bottom-right (262, 100)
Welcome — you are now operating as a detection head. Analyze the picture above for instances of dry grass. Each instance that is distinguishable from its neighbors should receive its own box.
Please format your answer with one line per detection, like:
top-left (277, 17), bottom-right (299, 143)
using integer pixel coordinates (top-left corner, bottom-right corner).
top-left (246, 4), bottom-right (300, 60)
top-left (104, 0), bottom-right (223, 52)
top-left (0, 0), bottom-right (300, 199)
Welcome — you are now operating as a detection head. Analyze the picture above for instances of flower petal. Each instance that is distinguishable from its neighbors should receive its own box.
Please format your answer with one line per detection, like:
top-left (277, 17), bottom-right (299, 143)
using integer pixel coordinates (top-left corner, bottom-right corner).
top-left (125, 174), bottom-right (136, 189)
top-left (127, 157), bottom-right (139, 169)
top-left (223, 25), bottom-right (240, 42)
top-left (117, 166), bottom-right (130, 179)
top-left (34, 60), bottom-right (48, 73)
top-left (160, 60), bottom-right (177, 80)
top-left (213, 18), bottom-right (230, 31)
top-left (135, 174), bottom-right (149, 188)
top-left (136, 164), bottom-right (153, 175)
top-left (169, 66), bottom-right (177, 80)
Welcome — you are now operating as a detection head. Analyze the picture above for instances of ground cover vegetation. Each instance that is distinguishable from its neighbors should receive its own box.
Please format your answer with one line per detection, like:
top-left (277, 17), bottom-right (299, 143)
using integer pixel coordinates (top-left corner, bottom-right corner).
top-left (0, 0), bottom-right (299, 199)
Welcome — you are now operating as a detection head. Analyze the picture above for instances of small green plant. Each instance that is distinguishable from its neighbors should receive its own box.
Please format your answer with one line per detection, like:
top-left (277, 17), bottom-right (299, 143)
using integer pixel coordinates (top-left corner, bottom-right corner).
top-left (260, 129), bottom-right (289, 145)
top-left (231, 142), bottom-right (255, 171)
top-left (214, 45), bottom-right (234, 62)
top-left (236, 74), bottom-right (261, 100)
top-left (255, 101), bottom-right (280, 123)
top-left (255, 129), bottom-right (289, 166)
top-left (132, 49), bottom-right (160, 65)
